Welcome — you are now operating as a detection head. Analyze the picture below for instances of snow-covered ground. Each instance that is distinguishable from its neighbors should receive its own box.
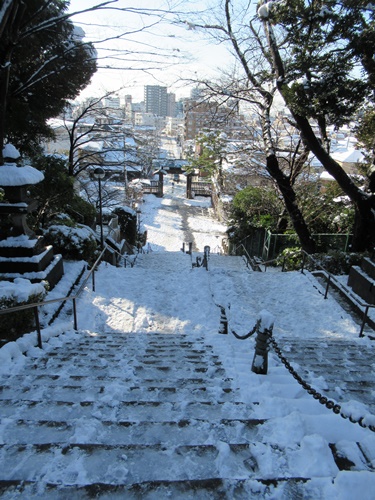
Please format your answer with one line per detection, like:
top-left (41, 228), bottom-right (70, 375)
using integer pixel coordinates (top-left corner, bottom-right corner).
top-left (1, 175), bottom-right (375, 497)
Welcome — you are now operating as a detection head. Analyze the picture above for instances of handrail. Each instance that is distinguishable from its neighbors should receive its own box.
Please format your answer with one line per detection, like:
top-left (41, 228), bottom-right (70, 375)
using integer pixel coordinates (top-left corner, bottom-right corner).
top-left (300, 250), bottom-right (375, 337)
top-left (0, 243), bottom-right (132, 349)
top-left (231, 239), bottom-right (284, 272)
top-left (233, 243), bottom-right (262, 271)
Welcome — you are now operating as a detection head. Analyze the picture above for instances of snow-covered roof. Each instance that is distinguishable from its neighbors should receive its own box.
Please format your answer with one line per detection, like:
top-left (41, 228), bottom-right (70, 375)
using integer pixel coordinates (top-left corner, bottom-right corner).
top-left (320, 171), bottom-right (335, 181)
top-left (125, 137), bottom-right (136, 147)
top-left (332, 149), bottom-right (366, 164)
top-left (79, 141), bottom-right (104, 152)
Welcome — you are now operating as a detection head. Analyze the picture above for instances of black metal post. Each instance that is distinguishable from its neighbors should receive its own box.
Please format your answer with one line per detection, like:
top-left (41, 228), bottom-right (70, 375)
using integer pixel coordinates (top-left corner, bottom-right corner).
top-left (98, 177), bottom-right (104, 250)
top-left (33, 306), bottom-right (42, 348)
top-left (360, 305), bottom-right (369, 337)
top-left (251, 316), bottom-right (274, 375)
top-left (324, 274), bottom-right (331, 299)
top-left (73, 298), bottom-right (78, 330)
top-left (251, 328), bottom-right (271, 375)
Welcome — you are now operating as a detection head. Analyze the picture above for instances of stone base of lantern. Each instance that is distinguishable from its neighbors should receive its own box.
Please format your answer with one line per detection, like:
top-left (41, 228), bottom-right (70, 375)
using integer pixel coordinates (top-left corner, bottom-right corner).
top-left (0, 235), bottom-right (64, 289)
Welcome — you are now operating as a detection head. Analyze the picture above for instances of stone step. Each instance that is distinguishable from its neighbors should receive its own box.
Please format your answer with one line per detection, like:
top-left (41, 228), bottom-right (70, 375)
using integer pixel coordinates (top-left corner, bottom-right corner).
top-left (0, 441), bottom-right (335, 486)
top-left (13, 363), bottom-right (225, 379)
top-left (0, 477), bottom-right (315, 500)
top-left (0, 384), bottom-right (240, 404)
top-left (0, 417), bottom-right (266, 446)
top-left (0, 376), bottom-right (232, 394)
top-left (271, 337), bottom-right (375, 412)
top-left (0, 399), bottom-right (259, 422)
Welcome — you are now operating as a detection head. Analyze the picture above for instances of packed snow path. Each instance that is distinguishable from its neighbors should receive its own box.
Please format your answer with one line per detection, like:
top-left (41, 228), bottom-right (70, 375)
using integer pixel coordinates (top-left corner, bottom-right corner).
top-left (1, 253), bottom-right (375, 498)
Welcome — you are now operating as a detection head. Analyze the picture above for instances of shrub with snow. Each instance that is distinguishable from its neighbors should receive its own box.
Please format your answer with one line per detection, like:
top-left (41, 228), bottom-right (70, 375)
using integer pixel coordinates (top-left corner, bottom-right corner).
top-left (0, 279), bottom-right (46, 341)
top-left (112, 206), bottom-right (137, 245)
top-left (44, 225), bottom-right (98, 263)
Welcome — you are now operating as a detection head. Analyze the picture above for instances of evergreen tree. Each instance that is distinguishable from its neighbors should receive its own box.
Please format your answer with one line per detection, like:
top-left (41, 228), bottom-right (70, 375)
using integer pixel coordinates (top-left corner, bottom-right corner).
top-left (0, 0), bottom-right (97, 159)
top-left (187, 131), bottom-right (227, 188)
top-left (259, 0), bottom-right (375, 250)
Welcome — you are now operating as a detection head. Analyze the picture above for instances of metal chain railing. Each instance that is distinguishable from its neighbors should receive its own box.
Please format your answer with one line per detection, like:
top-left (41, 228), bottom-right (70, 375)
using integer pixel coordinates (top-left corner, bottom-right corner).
top-left (223, 304), bottom-right (260, 340)
top-left (269, 336), bottom-right (375, 433)
top-left (211, 251), bottom-right (375, 431)
top-left (217, 303), bottom-right (273, 374)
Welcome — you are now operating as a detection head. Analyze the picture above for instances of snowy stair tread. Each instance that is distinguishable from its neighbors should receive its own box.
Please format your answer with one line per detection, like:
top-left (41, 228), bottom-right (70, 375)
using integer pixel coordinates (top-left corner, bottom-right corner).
top-left (0, 331), bottom-right (371, 497)
top-left (275, 337), bottom-right (375, 412)
top-left (0, 477), bottom-right (322, 500)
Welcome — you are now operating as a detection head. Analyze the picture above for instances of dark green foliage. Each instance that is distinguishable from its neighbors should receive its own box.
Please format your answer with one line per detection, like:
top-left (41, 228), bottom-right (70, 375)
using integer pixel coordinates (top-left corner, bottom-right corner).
top-left (28, 155), bottom-right (75, 228)
top-left (113, 207), bottom-right (137, 245)
top-left (276, 248), bottom-right (366, 274)
top-left (274, 1), bottom-right (370, 128)
top-left (0, 291), bottom-right (46, 342)
top-left (28, 155), bottom-right (96, 229)
top-left (311, 251), bottom-right (365, 275)
top-left (1, 0), bottom-right (97, 157)
top-left (67, 195), bottom-right (97, 228)
top-left (186, 131), bottom-right (227, 187)
top-left (229, 185), bottom-right (284, 240)
top-left (297, 182), bottom-right (355, 234)
top-left (275, 247), bottom-right (303, 271)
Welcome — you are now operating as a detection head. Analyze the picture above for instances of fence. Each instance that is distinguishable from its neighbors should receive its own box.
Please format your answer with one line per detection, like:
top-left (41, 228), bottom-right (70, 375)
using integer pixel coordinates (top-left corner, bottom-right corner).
top-left (142, 180), bottom-right (161, 195)
top-left (230, 229), bottom-right (352, 261)
top-left (191, 182), bottom-right (212, 197)
top-left (262, 231), bottom-right (352, 260)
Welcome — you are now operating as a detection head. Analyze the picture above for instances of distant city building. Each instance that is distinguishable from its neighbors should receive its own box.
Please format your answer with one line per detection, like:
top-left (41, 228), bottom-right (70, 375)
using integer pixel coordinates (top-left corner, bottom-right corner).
top-left (167, 92), bottom-right (176, 118)
top-left (103, 95), bottom-right (121, 109)
top-left (184, 99), bottom-right (245, 140)
top-left (190, 86), bottom-right (205, 101)
top-left (164, 116), bottom-right (184, 137)
top-left (175, 98), bottom-right (186, 117)
top-left (144, 85), bottom-right (168, 116)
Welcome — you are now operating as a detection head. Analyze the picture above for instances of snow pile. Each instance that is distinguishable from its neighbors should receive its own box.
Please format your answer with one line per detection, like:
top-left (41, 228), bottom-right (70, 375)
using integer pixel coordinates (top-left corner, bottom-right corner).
top-left (0, 278), bottom-right (45, 303)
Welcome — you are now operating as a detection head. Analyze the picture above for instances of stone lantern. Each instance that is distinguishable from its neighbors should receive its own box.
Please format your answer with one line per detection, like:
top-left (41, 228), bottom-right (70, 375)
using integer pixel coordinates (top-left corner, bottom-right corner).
top-left (0, 145), bottom-right (64, 288)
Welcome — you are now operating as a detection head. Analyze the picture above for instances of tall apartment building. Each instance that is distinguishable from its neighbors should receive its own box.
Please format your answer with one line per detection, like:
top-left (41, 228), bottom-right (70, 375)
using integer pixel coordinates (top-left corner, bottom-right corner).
top-left (167, 92), bottom-right (176, 118)
top-left (144, 85), bottom-right (176, 117)
top-left (144, 85), bottom-right (168, 116)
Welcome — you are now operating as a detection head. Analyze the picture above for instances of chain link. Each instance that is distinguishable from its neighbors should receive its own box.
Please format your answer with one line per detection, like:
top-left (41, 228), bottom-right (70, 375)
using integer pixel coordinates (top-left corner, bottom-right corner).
top-left (231, 320), bottom-right (259, 340)
top-left (269, 336), bottom-right (375, 433)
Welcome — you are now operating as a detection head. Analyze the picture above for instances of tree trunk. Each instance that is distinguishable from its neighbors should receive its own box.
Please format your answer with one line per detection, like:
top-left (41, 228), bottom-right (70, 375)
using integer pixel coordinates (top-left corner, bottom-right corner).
top-left (351, 198), bottom-right (375, 252)
top-left (291, 113), bottom-right (375, 251)
top-left (0, 0), bottom-right (26, 163)
top-left (0, 59), bottom-right (11, 163)
top-left (267, 154), bottom-right (316, 254)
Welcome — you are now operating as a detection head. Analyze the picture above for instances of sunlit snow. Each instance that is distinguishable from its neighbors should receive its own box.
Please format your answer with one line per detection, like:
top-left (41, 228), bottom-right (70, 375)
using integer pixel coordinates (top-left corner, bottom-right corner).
top-left (0, 176), bottom-right (374, 497)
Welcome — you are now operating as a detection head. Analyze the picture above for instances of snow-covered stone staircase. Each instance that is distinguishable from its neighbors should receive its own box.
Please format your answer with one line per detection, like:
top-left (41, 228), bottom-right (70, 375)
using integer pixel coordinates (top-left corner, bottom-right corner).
top-left (0, 329), bottom-right (373, 498)
top-left (275, 337), bottom-right (375, 414)
top-left (1, 253), bottom-right (375, 498)
top-left (0, 331), bottom-right (269, 498)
